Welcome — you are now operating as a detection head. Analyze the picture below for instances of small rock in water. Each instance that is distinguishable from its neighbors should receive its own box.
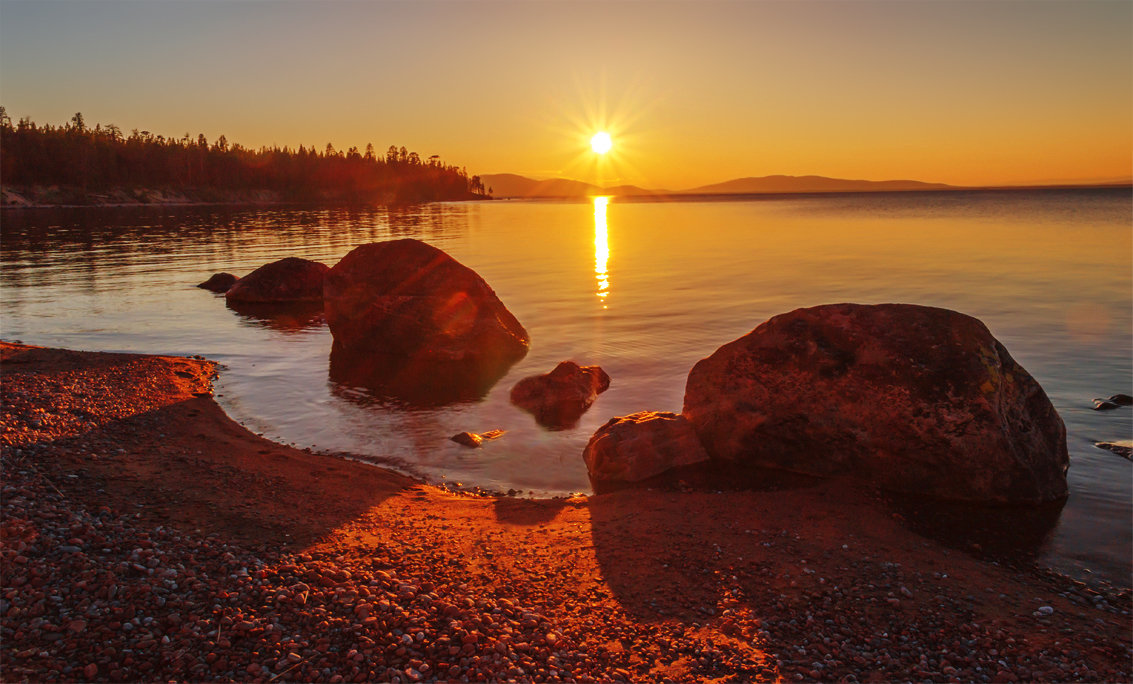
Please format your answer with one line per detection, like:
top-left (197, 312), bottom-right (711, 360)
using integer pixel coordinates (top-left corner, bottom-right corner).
top-left (1036, 605), bottom-right (1055, 616)
top-left (451, 432), bottom-right (483, 448)
top-left (1094, 441), bottom-right (1133, 461)
top-left (1091, 394), bottom-right (1131, 410)
top-left (450, 430), bottom-right (506, 448)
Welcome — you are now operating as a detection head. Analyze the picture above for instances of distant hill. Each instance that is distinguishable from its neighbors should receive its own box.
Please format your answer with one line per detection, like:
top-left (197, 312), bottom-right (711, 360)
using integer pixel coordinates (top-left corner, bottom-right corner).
top-left (683, 175), bottom-right (955, 194)
top-left (603, 184), bottom-right (668, 197)
top-left (480, 174), bottom-right (596, 198)
top-left (480, 173), bottom-right (661, 199)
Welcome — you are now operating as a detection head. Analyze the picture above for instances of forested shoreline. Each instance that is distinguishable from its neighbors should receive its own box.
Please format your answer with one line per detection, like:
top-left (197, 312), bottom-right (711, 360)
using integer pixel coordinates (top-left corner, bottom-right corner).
top-left (0, 109), bottom-right (489, 205)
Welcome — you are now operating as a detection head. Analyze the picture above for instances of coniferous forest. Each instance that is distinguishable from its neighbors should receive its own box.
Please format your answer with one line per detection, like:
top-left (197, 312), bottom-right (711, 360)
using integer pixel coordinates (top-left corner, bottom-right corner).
top-left (0, 108), bottom-right (489, 204)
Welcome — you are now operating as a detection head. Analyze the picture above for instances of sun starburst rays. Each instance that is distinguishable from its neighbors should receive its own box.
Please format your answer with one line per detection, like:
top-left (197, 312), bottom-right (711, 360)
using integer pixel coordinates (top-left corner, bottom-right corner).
top-left (539, 74), bottom-right (663, 193)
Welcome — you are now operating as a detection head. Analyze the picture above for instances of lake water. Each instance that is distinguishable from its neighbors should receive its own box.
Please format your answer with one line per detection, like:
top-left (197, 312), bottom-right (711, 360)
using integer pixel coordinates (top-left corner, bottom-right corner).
top-left (2, 189), bottom-right (1130, 587)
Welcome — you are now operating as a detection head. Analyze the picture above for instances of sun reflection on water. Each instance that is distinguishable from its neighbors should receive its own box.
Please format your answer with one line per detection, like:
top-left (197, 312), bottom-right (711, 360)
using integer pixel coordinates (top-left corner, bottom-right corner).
top-left (593, 196), bottom-right (610, 306)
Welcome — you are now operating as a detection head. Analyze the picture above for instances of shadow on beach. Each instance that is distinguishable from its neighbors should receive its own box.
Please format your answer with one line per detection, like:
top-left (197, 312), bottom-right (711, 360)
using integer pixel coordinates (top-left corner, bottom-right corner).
top-left (883, 492), bottom-right (1065, 561)
top-left (585, 472), bottom-right (1065, 624)
top-left (0, 344), bottom-right (416, 551)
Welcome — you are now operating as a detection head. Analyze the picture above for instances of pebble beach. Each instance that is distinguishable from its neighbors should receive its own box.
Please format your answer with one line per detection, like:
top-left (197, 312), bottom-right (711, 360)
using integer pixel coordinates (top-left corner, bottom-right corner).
top-left (1, 341), bottom-right (1129, 682)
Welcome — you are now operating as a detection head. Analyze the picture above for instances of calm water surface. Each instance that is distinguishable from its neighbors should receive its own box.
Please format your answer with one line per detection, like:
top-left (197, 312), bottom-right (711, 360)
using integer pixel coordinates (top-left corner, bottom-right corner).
top-left (2, 189), bottom-right (1130, 586)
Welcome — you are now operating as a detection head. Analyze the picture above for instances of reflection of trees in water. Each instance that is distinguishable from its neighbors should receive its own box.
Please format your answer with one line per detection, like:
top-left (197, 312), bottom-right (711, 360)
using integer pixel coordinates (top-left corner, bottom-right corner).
top-left (383, 203), bottom-right (452, 239)
top-left (1, 204), bottom-right (473, 295)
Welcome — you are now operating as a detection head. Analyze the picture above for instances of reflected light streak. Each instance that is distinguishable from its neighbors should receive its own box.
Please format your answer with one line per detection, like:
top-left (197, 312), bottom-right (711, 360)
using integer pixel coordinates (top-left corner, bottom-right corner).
top-left (593, 196), bottom-right (610, 307)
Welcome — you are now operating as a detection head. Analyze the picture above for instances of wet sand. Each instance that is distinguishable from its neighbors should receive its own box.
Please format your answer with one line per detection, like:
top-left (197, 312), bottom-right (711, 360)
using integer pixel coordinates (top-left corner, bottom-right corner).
top-left (1, 341), bottom-right (1129, 682)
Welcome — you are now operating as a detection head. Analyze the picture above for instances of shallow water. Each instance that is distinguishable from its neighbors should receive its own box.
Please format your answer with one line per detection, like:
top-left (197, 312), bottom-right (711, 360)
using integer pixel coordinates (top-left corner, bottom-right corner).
top-left (2, 189), bottom-right (1130, 586)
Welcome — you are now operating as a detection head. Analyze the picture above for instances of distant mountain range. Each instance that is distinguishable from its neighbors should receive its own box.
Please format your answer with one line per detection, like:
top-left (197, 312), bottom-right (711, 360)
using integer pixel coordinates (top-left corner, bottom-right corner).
top-left (479, 173), bottom-right (955, 198)
top-left (479, 172), bottom-right (1130, 199)
top-left (686, 175), bottom-right (954, 194)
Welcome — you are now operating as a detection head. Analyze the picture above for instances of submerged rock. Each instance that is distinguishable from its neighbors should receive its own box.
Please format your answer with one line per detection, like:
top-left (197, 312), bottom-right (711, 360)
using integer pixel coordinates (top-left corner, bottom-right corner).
top-left (324, 240), bottom-right (528, 400)
top-left (683, 303), bottom-right (1069, 504)
top-left (583, 411), bottom-right (709, 489)
top-left (511, 361), bottom-right (611, 429)
top-left (225, 258), bottom-right (328, 303)
top-left (197, 272), bottom-right (239, 293)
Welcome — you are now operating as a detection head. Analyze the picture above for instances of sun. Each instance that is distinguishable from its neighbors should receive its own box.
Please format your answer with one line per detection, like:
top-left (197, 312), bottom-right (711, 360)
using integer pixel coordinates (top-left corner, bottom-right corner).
top-left (590, 131), bottom-right (613, 155)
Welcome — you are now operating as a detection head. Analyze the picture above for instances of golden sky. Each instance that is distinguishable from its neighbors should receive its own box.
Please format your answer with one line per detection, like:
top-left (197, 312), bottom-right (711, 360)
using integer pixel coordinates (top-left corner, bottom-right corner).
top-left (1, 0), bottom-right (1130, 189)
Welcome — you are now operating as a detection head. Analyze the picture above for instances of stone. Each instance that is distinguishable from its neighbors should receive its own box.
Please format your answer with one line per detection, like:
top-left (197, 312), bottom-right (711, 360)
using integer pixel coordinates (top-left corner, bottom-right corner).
top-left (683, 303), bottom-right (1069, 504)
top-left (1093, 394), bottom-right (1131, 410)
top-left (324, 240), bottom-right (528, 403)
top-left (450, 430), bottom-right (505, 448)
top-left (197, 272), bottom-right (239, 292)
top-left (225, 257), bottom-right (328, 303)
top-left (510, 361), bottom-right (611, 429)
top-left (583, 411), bottom-right (709, 488)
top-left (452, 431), bottom-right (484, 448)
top-left (1095, 441), bottom-right (1132, 461)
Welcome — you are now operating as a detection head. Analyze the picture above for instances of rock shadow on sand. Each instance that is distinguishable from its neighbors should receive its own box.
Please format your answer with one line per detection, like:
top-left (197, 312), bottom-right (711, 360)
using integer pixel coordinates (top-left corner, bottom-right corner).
top-left (587, 469), bottom-right (1064, 625)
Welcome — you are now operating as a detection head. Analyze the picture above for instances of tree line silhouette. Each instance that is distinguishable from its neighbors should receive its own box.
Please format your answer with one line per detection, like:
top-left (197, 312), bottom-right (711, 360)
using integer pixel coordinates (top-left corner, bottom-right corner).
top-left (0, 108), bottom-right (489, 204)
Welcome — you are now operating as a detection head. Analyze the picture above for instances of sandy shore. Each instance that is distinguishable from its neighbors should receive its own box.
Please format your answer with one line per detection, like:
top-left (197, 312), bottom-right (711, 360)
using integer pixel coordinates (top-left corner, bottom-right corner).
top-left (1, 341), bottom-right (1129, 682)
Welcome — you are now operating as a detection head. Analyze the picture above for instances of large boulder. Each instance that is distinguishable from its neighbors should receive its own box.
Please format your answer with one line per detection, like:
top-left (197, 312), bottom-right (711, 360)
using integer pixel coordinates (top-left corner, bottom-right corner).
top-left (511, 361), bottom-right (611, 429)
top-left (583, 411), bottom-right (710, 490)
top-left (682, 303), bottom-right (1068, 504)
top-left (324, 239), bottom-right (529, 373)
top-left (225, 257), bottom-right (328, 303)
